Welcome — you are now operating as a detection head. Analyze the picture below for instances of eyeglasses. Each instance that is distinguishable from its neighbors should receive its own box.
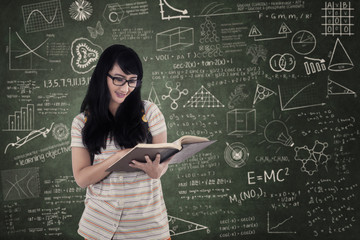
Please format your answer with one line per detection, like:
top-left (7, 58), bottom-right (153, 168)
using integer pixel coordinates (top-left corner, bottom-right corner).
top-left (107, 73), bottom-right (141, 88)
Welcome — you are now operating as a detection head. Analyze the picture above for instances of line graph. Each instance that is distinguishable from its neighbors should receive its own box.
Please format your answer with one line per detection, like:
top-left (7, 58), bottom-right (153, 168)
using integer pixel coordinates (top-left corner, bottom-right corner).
top-left (25, 7), bottom-right (58, 25)
top-left (22, 0), bottom-right (64, 33)
top-left (159, 0), bottom-right (189, 20)
top-left (1, 168), bottom-right (40, 201)
top-left (278, 81), bottom-right (325, 111)
top-left (267, 211), bottom-right (296, 234)
top-left (8, 27), bottom-right (49, 71)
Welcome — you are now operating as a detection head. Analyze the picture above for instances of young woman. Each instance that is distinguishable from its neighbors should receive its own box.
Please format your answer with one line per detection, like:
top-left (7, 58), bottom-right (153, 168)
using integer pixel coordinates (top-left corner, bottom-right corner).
top-left (71, 44), bottom-right (171, 240)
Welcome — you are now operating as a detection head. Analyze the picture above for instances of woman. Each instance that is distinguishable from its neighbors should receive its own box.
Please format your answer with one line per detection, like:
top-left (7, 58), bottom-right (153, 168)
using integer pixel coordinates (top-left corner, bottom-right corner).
top-left (71, 44), bottom-right (171, 240)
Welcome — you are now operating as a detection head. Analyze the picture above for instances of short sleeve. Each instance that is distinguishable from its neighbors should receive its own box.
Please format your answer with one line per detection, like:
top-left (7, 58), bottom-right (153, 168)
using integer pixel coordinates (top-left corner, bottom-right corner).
top-left (71, 113), bottom-right (86, 148)
top-left (143, 101), bottom-right (167, 136)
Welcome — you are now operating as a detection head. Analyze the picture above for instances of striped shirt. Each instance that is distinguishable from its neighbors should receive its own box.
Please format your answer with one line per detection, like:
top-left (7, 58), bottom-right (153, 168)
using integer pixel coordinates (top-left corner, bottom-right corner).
top-left (71, 101), bottom-right (170, 240)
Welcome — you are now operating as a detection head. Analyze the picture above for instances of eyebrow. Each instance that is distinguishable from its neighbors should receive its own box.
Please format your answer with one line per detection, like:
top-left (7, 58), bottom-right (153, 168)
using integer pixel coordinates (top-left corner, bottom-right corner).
top-left (113, 74), bottom-right (138, 79)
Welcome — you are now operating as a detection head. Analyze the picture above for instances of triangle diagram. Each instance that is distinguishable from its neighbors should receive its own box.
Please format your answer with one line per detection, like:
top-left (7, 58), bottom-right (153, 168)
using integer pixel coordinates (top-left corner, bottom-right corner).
top-left (148, 84), bottom-right (161, 106)
top-left (328, 38), bottom-right (354, 71)
top-left (253, 84), bottom-right (276, 105)
top-left (278, 22), bottom-right (292, 34)
top-left (249, 25), bottom-right (262, 37)
top-left (168, 215), bottom-right (208, 236)
top-left (184, 86), bottom-right (224, 108)
top-left (327, 78), bottom-right (356, 96)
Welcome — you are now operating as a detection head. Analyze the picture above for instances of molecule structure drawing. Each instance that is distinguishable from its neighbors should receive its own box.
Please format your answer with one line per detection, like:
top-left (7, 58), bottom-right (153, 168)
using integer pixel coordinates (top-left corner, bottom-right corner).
top-left (162, 82), bottom-right (188, 110)
top-left (294, 140), bottom-right (330, 175)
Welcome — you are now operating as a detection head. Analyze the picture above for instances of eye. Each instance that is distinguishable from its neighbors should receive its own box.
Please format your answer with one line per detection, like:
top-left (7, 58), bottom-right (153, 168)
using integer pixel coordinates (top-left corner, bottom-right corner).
top-left (114, 77), bottom-right (126, 82)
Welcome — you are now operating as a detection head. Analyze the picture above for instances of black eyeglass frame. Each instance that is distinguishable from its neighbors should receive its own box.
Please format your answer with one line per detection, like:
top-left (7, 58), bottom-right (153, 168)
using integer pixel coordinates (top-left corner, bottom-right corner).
top-left (107, 73), bottom-right (141, 88)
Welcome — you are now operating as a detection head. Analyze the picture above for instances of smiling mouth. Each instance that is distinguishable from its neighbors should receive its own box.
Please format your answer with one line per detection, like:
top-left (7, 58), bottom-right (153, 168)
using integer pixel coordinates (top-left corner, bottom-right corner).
top-left (116, 91), bottom-right (127, 98)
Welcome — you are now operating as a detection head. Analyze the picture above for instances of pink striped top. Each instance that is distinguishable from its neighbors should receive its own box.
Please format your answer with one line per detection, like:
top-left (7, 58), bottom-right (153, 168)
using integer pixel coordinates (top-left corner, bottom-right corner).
top-left (71, 101), bottom-right (170, 240)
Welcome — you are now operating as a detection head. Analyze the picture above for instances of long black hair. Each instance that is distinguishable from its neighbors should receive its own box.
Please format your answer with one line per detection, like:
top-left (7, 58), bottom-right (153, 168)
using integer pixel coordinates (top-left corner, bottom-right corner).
top-left (80, 44), bottom-right (148, 155)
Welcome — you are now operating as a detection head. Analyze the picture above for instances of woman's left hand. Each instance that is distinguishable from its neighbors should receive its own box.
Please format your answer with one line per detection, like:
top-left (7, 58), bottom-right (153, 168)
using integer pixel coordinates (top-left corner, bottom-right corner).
top-left (129, 154), bottom-right (170, 179)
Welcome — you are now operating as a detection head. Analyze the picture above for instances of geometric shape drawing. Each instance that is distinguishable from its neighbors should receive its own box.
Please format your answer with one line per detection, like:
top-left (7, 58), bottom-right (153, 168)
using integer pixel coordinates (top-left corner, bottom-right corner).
top-left (227, 109), bottom-right (256, 135)
top-left (224, 142), bottom-right (249, 168)
top-left (168, 215), bottom-right (209, 237)
top-left (322, 2), bottom-right (354, 36)
top-left (22, 0), bottom-right (64, 33)
top-left (8, 27), bottom-right (49, 71)
top-left (184, 86), bottom-right (224, 108)
top-left (159, 0), bottom-right (189, 20)
top-left (156, 27), bottom-right (194, 51)
top-left (294, 140), bottom-right (330, 175)
top-left (70, 37), bottom-right (103, 74)
top-left (253, 84), bottom-right (276, 105)
top-left (103, 3), bottom-right (126, 24)
top-left (69, 0), bottom-right (93, 21)
top-left (269, 53), bottom-right (296, 72)
top-left (327, 76), bottom-right (356, 97)
top-left (4, 123), bottom-right (54, 154)
top-left (249, 22), bottom-right (291, 41)
top-left (278, 81), bottom-right (326, 111)
top-left (267, 211), bottom-right (296, 234)
top-left (291, 30), bottom-right (316, 55)
top-left (328, 38), bottom-right (354, 71)
top-left (87, 21), bottom-right (104, 39)
top-left (148, 83), bottom-right (162, 107)
top-left (264, 120), bottom-right (294, 147)
top-left (1, 167), bottom-right (40, 201)
top-left (162, 82), bottom-right (188, 110)
top-left (3, 104), bottom-right (35, 132)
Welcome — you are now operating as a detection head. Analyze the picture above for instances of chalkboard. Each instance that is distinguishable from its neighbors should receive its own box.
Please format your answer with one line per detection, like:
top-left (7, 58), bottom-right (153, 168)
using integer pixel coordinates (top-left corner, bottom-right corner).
top-left (0, 0), bottom-right (359, 239)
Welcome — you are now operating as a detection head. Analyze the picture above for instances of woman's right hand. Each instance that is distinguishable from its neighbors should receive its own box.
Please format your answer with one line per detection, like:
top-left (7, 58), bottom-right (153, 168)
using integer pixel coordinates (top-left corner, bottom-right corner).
top-left (72, 147), bottom-right (130, 188)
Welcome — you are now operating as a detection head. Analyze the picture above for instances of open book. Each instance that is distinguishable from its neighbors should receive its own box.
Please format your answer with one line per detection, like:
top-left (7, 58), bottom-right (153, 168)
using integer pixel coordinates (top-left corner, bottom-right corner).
top-left (106, 135), bottom-right (216, 172)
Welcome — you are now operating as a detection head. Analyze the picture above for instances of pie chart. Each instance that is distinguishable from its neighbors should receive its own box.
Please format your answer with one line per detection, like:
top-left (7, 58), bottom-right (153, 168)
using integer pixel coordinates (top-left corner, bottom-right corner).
top-left (291, 30), bottom-right (316, 55)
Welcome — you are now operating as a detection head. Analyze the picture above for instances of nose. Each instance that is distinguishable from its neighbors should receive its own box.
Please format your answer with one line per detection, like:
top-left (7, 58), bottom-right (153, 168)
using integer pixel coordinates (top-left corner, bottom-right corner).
top-left (118, 82), bottom-right (129, 92)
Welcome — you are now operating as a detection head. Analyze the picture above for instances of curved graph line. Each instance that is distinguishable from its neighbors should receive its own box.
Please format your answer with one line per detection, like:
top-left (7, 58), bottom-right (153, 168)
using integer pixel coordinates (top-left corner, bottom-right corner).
top-left (282, 82), bottom-right (314, 109)
top-left (163, 0), bottom-right (187, 14)
top-left (4, 172), bottom-right (31, 200)
top-left (15, 174), bottom-right (30, 198)
top-left (25, 7), bottom-right (58, 25)
top-left (211, 7), bottom-right (232, 15)
top-left (14, 32), bottom-right (48, 61)
top-left (205, 3), bottom-right (224, 15)
top-left (200, 2), bottom-right (218, 15)
top-left (15, 37), bottom-right (49, 60)
top-left (27, 175), bottom-right (36, 197)
top-left (4, 123), bottom-right (54, 154)
top-left (5, 180), bottom-right (21, 199)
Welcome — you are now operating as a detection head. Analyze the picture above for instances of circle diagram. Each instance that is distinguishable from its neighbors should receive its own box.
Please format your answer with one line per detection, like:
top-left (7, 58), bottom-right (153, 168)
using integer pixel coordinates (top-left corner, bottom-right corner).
top-left (224, 142), bottom-right (249, 168)
top-left (291, 30), bottom-right (316, 55)
top-left (269, 53), bottom-right (296, 72)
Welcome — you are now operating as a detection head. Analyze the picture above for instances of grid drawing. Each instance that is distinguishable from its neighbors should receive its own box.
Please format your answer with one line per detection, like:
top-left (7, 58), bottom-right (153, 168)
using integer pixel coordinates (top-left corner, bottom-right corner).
top-left (322, 2), bottom-right (354, 36)
top-left (22, 0), bottom-right (64, 33)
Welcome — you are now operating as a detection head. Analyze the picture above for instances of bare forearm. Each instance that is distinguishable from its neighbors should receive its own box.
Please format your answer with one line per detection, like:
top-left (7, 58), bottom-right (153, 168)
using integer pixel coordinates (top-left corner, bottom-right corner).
top-left (74, 150), bottom-right (128, 188)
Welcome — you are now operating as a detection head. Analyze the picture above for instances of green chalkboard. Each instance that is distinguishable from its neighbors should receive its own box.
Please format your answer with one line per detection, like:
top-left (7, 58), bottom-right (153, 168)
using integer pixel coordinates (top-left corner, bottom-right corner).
top-left (0, 0), bottom-right (359, 239)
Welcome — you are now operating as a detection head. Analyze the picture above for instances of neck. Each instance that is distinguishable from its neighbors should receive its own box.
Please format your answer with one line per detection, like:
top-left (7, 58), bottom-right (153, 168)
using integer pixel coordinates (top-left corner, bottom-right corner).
top-left (109, 101), bottom-right (119, 116)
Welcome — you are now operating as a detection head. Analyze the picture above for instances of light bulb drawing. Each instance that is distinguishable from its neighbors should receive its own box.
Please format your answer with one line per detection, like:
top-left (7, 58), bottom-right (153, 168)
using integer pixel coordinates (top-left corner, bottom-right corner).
top-left (264, 120), bottom-right (294, 147)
